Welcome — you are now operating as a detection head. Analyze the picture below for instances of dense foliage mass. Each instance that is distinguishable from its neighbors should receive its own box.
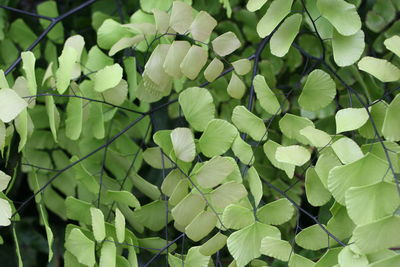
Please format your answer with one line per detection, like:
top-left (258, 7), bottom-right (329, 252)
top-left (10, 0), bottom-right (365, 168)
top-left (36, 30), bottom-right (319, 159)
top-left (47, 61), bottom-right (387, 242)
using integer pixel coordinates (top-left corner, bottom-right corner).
top-left (0, 0), bottom-right (400, 266)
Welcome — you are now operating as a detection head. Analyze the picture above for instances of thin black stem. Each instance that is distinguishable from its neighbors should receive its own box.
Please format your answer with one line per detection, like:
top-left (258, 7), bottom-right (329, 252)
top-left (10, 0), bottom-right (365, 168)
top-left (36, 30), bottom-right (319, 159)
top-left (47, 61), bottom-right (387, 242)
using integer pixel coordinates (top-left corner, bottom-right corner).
top-left (11, 114), bottom-right (145, 218)
top-left (143, 233), bottom-right (185, 267)
top-left (4, 0), bottom-right (97, 76)
top-left (24, 93), bottom-right (145, 115)
top-left (260, 176), bottom-right (346, 247)
top-left (0, 5), bottom-right (54, 21)
top-left (247, 36), bottom-right (270, 113)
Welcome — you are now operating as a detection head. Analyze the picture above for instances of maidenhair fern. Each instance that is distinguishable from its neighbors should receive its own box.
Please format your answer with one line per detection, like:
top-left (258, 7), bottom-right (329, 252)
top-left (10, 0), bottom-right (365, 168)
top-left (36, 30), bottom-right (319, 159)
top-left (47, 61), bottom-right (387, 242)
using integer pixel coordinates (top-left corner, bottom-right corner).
top-left (0, 0), bottom-right (400, 266)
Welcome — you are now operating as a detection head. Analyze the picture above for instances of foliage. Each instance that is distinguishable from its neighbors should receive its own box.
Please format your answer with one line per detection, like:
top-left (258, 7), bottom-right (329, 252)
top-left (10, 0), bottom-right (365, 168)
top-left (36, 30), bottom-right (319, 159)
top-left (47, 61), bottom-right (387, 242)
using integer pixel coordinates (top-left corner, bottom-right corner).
top-left (0, 0), bottom-right (400, 266)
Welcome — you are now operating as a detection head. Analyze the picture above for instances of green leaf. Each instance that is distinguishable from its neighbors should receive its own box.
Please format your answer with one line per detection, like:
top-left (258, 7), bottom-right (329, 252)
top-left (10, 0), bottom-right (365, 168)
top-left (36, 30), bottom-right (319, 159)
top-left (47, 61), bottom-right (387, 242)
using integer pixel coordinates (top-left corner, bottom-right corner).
top-left (106, 191), bottom-right (140, 209)
top-left (253, 74), bottom-right (280, 115)
top-left (227, 222), bottom-right (281, 267)
top-left (279, 113), bottom-right (314, 144)
top-left (369, 254), bottom-right (400, 267)
top-left (143, 147), bottom-right (175, 169)
top-left (97, 19), bottom-right (132, 49)
top-left (90, 207), bottom-right (105, 242)
top-left (163, 41), bottom-right (190, 78)
top-left (0, 88), bottom-right (28, 123)
top-left (212, 31), bottom-right (241, 56)
top-left (270, 14), bottom-right (302, 57)
top-left (190, 11), bottom-right (217, 42)
top-left (56, 47), bottom-right (77, 94)
top-left (0, 70), bottom-right (9, 88)
top-left (185, 210), bottom-right (217, 241)
top-left (127, 238), bottom-right (138, 267)
top-left (338, 246), bottom-right (368, 267)
top-left (315, 149), bottom-right (342, 188)
top-left (200, 232), bottom-right (227, 256)
top-left (222, 204), bottom-right (254, 230)
top-left (317, 0), bottom-right (361, 36)
top-left (288, 254), bottom-right (314, 267)
top-left (314, 247), bottom-right (342, 267)
top-left (99, 238), bottom-right (116, 267)
top-left (102, 79), bottom-right (128, 106)
top-left (64, 35), bottom-right (85, 79)
top-left (232, 105), bottom-right (267, 141)
top-left (170, 128), bottom-right (196, 162)
top-left (139, 237), bottom-right (176, 254)
top-left (85, 45), bottom-right (113, 76)
top-left (169, 180), bottom-right (188, 205)
top-left (195, 156), bottom-right (235, 188)
top-left (353, 215), bottom-right (400, 253)
top-left (65, 228), bottom-right (96, 267)
top-left (66, 197), bottom-right (92, 224)
top-left (199, 119), bottom-right (238, 157)
top-left (170, 1), bottom-right (193, 34)
top-left (335, 108), bottom-right (369, 133)
top-left (204, 58), bottom-right (224, 82)
top-left (140, 44), bottom-right (171, 101)
top-left (328, 153), bottom-right (389, 205)
top-left (298, 69), bottom-right (336, 111)
top-left (0, 121), bottom-right (5, 152)
top-left (263, 140), bottom-right (295, 178)
top-left (140, 0), bottom-right (172, 12)
top-left (94, 64), bottom-right (123, 92)
top-left (358, 57), bottom-right (400, 82)
top-left (210, 182), bottom-right (248, 210)
top-left (0, 198), bottom-right (11, 226)
top-left (65, 93), bottom-right (83, 140)
top-left (332, 29), bottom-right (365, 67)
top-left (246, 167), bottom-right (262, 207)
top-left (305, 167), bottom-right (331, 207)
top-left (153, 8), bottom-right (170, 34)
top-left (15, 109), bottom-right (32, 151)
top-left (257, 198), bottom-right (294, 225)
top-left (161, 169), bottom-right (183, 196)
top-left (227, 73), bottom-right (246, 99)
top-left (295, 224), bottom-right (331, 250)
top-left (232, 135), bottom-right (254, 165)
top-left (185, 246), bottom-right (211, 267)
top-left (0, 170), bottom-right (11, 192)
top-left (359, 101), bottom-right (387, 139)
top-left (331, 137), bottom-right (363, 164)
top-left (361, 141), bottom-right (400, 173)
top-left (37, 1), bottom-right (64, 43)
top-left (232, 59), bottom-right (251, 76)
top-left (132, 200), bottom-right (170, 231)
top-left (275, 145), bottom-right (311, 166)
top-left (179, 87), bottom-right (215, 131)
top-left (299, 126), bottom-right (331, 147)
top-left (115, 208), bottom-right (125, 242)
top-left (384, 35), bottom-right (400, 58)
top-left (109, 36), bottom-right (144, 57)
top-left (123, 57), bottom-right (138, 101)
top-left (257, 0), bottom-right (293, 38)
top-left (9, 19), bottom-right (38, 52)
top-left (382, 94), bottom-right (400, 141)
top-left (260, 237), bottom-right (292, 262)
top-left (326, 203), bottom-right (355, 241)
top-left (45, 96), bottom-right (59, 142)
top-left (170, 184), bottom-right (189, 210)
top-left (171, 193), bottom-right (206, 227)
top-left (37, 203), bottom-right (54, 262)
top-left (21, 51), bottom-right (37, 95)
top-left (345, 182), bottom-right (400, 225)
top-left (12, 225), bottom-right (23, 267)
top-left (246, 0), bottom-right (268, 12)
top-left (168, 253), bottom-right (183, 266)
top-left (180, 45), bottom-right (208, 80)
